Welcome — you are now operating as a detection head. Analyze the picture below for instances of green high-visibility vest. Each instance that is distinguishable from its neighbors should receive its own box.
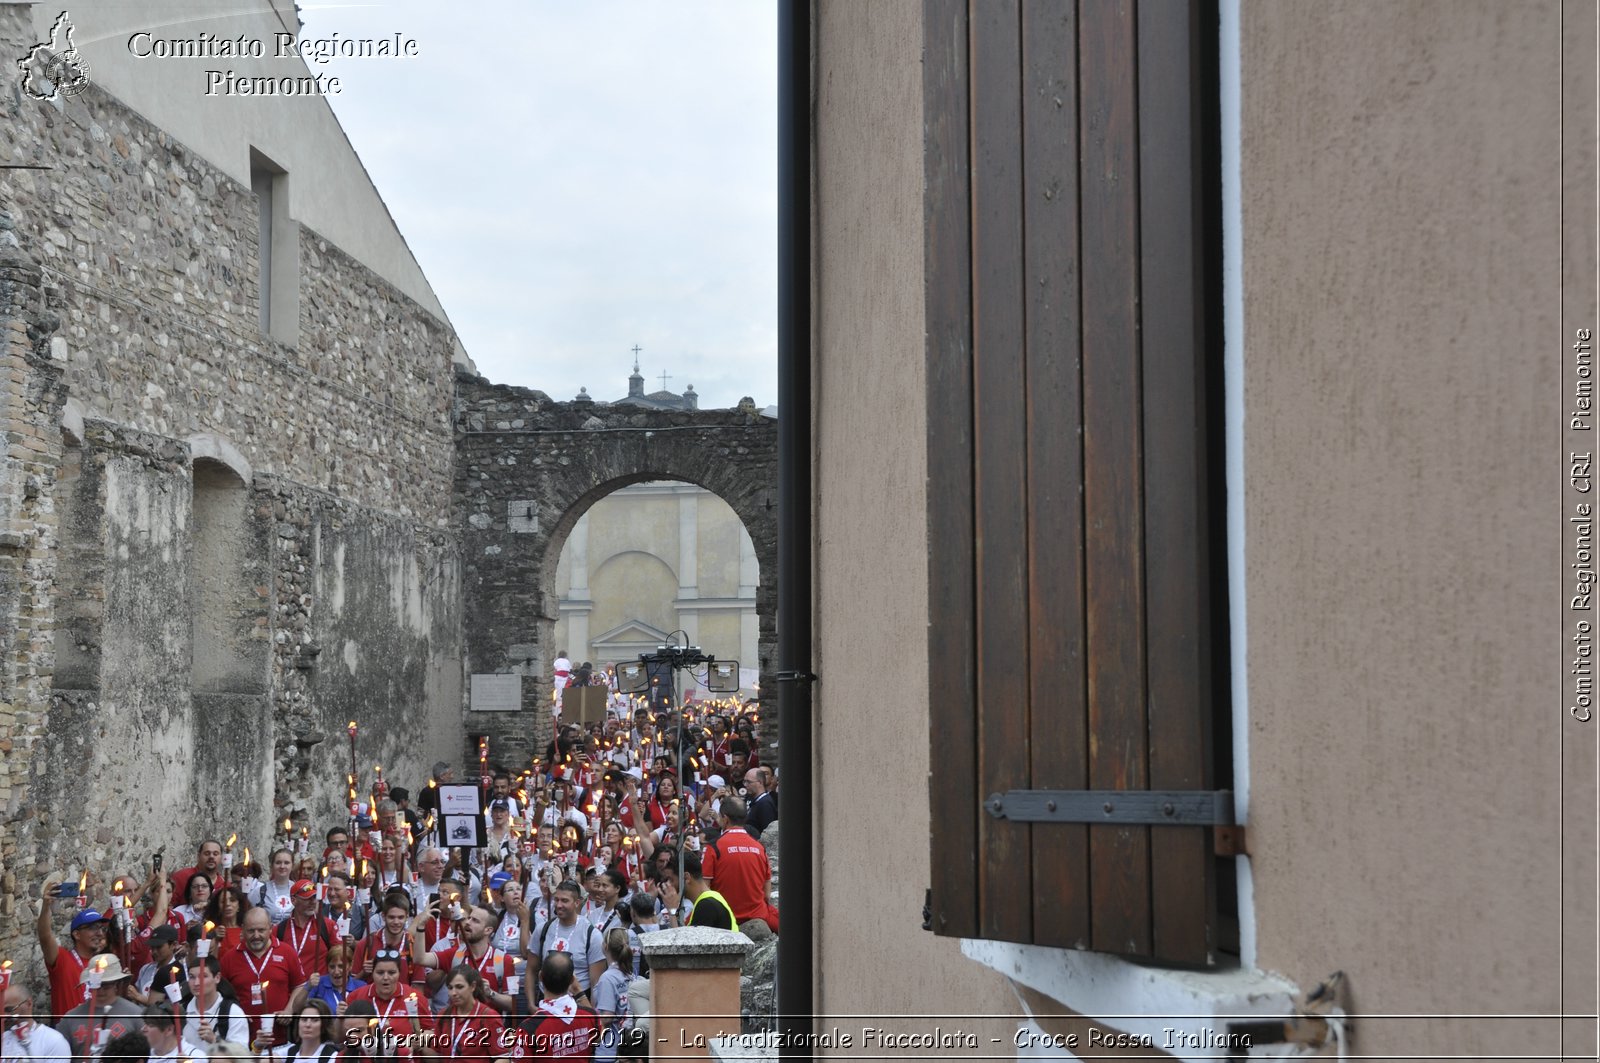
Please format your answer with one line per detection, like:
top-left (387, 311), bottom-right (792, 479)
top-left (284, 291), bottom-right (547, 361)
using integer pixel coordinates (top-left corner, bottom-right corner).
top-left (689, 889), bottom-right (737, 929)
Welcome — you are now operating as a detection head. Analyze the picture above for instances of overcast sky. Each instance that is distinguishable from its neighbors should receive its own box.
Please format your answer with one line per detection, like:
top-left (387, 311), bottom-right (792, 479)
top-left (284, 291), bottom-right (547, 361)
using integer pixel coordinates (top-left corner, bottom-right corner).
top-left (299, 2), bottom-right (778, 410)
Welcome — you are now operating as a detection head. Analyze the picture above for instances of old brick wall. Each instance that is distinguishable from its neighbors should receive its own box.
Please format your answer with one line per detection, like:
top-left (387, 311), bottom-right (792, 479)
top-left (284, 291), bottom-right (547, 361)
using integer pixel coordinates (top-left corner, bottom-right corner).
top-left (453, 373), bottom-right (778, 772)
top-left (0, 5), bottom-right (464, 981)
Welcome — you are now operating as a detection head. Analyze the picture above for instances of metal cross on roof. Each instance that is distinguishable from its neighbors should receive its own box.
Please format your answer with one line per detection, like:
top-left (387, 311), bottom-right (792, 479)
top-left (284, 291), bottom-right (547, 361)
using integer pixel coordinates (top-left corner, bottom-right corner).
top-left (659, 371), bottom-right (672, 391)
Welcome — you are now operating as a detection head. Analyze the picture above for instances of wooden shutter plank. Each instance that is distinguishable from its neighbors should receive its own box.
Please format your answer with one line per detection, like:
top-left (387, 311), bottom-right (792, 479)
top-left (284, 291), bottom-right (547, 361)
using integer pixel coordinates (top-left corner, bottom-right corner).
top-left (1078, 0), bottom-right (1152, 958)
top-left (924, 0), bottom-right (980, 940)
top-left (1138, 0), bottom-right (1216, 966)
top-left (1021, 0), bottom-right (1091, 951)
top-left (970, 0), bottom-right (1033, 945)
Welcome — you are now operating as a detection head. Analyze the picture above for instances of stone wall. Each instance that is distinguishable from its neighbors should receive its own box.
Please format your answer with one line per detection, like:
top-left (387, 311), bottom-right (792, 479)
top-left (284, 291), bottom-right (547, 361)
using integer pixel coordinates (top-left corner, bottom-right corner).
top-left (0, 216), bottom-right (68, 959)
top-left (0, 3), bottom-right (464, 980)
top-left (0, 24), bottom-right (456, 524)
top-left (267, 477), bottom-right (463, 834)
top-left (452, 373), bottom-right (778, 771)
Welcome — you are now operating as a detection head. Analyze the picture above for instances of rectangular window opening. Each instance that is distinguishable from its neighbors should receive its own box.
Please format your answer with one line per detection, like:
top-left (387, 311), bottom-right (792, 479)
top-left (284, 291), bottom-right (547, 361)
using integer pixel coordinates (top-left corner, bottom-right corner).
top-left (249, 148), bottom-right (297, 345)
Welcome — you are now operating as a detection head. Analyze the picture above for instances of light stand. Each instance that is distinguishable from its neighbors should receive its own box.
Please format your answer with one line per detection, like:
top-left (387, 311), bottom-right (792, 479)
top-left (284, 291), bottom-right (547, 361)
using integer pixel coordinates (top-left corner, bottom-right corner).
top-left (617, 635), bottom-right (741, 911)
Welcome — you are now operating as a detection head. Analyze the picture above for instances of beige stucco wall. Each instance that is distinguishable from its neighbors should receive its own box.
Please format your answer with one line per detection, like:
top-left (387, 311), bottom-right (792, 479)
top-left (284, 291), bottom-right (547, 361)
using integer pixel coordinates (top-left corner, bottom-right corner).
top-left (811, 0), bottom-right (1591, 1056)
top-left (813, 0), bottom-right (1014, 1033)
top-left (1241, 1), bottom-right (1584, 1057)
top-left (26, 1), bottom-right (456, 336)
top-left (553, 483), bottom-right (757, 667)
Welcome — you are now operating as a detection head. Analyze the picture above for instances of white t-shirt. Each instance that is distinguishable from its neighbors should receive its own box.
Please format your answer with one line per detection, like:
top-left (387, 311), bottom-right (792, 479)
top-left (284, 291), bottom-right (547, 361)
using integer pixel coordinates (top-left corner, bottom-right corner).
top-left (540, 805), bottom-right (588, 832)
top-left (491, 910), bottom-right (523, 954)
top-left (184, 996), bottom-right (249, 1048)
top-left (258, 880), bottom-right (296, 925)
top-left (149, 1040), bottom-right (207, 1063)
top-left (3, 1022), bottom-right (72, 1063)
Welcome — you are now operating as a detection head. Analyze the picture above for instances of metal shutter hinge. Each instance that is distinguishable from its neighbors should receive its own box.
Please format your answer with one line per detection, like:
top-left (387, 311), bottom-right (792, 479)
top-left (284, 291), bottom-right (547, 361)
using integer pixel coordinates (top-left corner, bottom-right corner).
top-left (984, 789), bottom-right (1236, 826)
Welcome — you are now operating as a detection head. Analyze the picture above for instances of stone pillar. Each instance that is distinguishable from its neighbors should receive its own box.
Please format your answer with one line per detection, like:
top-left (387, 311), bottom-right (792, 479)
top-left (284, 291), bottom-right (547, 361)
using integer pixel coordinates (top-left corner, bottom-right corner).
top-left (639, 927), bottom-right (752, 1062)
top-left (677, 490), bottom-right (698, 599)
top-left (570, 513), bottom-right (590, 597)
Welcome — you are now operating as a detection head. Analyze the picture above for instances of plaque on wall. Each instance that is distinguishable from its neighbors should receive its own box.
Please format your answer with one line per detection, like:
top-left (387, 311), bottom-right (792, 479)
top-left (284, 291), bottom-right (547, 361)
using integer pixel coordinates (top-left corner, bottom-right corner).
top-left (470, 673), bottom-right (522, 712)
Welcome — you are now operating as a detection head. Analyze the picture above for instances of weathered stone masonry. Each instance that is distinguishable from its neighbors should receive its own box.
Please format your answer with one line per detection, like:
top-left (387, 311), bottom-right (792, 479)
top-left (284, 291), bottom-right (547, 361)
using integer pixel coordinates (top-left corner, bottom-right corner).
top-left (0, 2), bottom-right (464, 978)
top-left (0, 214), bottom-right (69, 939)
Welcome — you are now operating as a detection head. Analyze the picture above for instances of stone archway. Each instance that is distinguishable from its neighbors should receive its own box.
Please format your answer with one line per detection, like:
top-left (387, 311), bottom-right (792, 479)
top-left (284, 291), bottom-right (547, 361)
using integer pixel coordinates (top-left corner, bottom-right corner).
top-left (453, 373), bottom-right (778, 768)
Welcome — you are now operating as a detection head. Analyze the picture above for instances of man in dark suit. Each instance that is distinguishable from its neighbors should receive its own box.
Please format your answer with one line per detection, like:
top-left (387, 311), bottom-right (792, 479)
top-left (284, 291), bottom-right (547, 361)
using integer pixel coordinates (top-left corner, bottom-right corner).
top-left (742, 769), bottom-right (778, 837)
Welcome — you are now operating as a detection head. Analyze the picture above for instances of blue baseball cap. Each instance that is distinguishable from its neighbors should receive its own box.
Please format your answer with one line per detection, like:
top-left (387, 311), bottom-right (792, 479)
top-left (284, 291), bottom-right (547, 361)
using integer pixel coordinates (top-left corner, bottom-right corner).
top-left (70, 909), bottom-right (110, 932)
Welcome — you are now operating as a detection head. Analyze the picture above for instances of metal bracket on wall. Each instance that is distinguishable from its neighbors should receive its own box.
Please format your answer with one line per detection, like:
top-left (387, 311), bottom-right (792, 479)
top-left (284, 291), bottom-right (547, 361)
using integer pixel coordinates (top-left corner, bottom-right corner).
top-left (984, 789), bottom-right (1235, 826)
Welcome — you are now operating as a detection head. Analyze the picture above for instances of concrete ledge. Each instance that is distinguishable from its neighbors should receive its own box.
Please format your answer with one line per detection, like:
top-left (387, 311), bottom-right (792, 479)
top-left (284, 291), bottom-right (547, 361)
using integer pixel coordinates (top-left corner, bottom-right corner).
top-left (640, 926), bottom-right (752, 970)
top-left (962, 939), bottom-right (1299, 1063)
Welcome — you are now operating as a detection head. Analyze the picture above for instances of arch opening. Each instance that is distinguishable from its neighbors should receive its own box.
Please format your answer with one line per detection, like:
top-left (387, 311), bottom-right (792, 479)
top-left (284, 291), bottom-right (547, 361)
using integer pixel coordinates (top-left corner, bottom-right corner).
top-left (549, 480), bottom-right (763, 703)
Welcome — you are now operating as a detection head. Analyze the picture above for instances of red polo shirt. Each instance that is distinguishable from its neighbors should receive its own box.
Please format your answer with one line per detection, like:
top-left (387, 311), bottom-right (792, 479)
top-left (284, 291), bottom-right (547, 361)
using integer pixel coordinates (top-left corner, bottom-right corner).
top-left (435, 1003), bottom-right (508, 1062)
top-left (347, 984), bottom-right (435, 1039)
top-left (219, 941), bottom-right (306, 1045)
top-left (278, 913), bottom-right (340, 976)
top-left (700, 828), bottom-right (770, 922)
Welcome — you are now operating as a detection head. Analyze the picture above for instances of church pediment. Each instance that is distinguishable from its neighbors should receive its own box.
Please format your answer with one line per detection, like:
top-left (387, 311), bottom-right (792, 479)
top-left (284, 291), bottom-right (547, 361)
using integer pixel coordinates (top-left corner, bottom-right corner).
top-left (590, 619), bottom-right (672, 647)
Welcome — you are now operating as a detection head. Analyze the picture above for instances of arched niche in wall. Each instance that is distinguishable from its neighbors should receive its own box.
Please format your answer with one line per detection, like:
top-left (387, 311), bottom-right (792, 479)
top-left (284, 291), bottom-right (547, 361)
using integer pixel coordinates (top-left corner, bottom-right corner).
top-left (188, 435), bottom-right (267, 695)
top-left (585, 549), bottom-right (681, 645)
top-left (50, 399), bottom-right (95, 688)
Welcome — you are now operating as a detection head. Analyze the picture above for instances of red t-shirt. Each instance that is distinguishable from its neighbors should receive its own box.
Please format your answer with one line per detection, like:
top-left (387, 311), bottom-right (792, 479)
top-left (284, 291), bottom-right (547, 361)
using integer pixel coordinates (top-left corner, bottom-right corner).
top-left (352, 932), bottom-right (417, 988)
top-left (46, 945), bottom-right (92, 1019)
top-left (514, 1003), bottom-right (599, 1061)
top-left (125, 914), bottom-right (155, 973)
top-left (219, 942), bottom-right (306, 1045)
top-left (169, 863), bottom-right (222, 905)
top-left (432, 944), bottom-right (515, 994)
top-left (434, 1003), bottom-right (509, 1062)
top-left (647, 798), bottom-right (670, 830)
top-left (347, 984), bottom-right (435, 1039)
top-left (278, 914), bottom-right (340, 976)
top-left (701, 828), bottom-right (770, 922)
top-left (420, 914), bottom-right (456, 952)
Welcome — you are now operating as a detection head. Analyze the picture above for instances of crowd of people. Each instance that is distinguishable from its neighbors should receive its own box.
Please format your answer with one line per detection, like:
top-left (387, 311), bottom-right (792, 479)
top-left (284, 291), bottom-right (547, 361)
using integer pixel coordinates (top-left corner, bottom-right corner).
top-left (2, 670), bottom-right (778, 1063)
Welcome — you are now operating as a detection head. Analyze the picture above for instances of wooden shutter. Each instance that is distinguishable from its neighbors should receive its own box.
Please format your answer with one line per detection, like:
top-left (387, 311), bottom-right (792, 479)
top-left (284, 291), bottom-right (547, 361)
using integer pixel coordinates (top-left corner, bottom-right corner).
top-left (925, 0), bottom-right (1225, 965)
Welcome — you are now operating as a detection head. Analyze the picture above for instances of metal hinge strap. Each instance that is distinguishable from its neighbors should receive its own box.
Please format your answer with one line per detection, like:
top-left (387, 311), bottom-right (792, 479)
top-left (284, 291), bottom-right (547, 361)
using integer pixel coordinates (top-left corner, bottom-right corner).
top-left (984, 789), bottom-right (1235, 826)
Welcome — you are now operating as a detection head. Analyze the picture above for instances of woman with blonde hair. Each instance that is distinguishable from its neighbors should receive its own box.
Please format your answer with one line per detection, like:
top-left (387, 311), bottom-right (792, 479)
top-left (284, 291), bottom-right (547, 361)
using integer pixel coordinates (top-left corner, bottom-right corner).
top-left (592, 927), bottom-right (634, 1063)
